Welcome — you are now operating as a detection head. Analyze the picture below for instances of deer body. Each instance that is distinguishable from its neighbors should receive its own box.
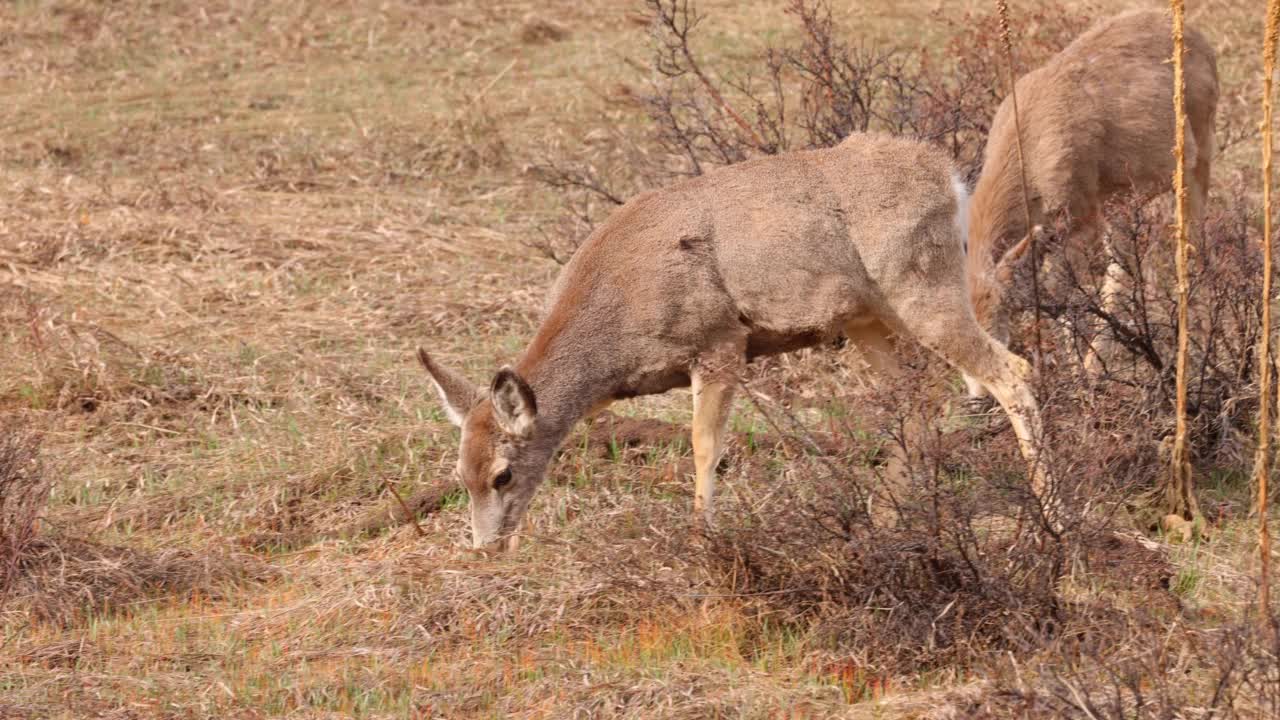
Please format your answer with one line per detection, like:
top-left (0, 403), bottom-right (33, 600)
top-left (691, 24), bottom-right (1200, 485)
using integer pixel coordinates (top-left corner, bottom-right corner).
top-left (422, 133), bottom-right (1051, 550)
top-left (966, 9), bottom-right (1218, 387)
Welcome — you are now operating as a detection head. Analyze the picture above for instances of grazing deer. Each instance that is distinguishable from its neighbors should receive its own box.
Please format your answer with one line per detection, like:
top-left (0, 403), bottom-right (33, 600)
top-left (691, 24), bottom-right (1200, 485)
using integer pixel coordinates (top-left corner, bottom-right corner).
top-left (964, 9), bottom-right (1218, 396)
top-left (419, 133), bottom-right (1053, 551)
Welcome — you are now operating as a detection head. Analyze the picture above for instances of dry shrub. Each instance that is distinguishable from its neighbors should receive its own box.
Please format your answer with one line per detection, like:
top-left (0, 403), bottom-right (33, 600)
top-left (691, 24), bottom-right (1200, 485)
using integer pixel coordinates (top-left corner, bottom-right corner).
top-left (0, 424), bottom-right (51, 601)
top-left (1016, 187), bottom-right (1265, 483)
top-left (967, 615), bottom-right (1280, 718)
top-left (675, 337), bottom-right (1176, 677)
top-left (917, 4), bottom-right (1094, 181)
top-left (0, 421), bottom-right (267, 627)
top-left (8, 535), bottom-right (273, 627)
top-left (530, 0), bottom-right (1091, 258)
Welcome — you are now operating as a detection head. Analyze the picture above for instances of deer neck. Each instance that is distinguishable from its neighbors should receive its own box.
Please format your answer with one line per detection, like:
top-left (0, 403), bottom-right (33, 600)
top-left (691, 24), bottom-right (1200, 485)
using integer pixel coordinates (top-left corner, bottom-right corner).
top-left (969, 172), bottom-right (1034, 273)
top-left (515, 314), bottom-right (630, 450)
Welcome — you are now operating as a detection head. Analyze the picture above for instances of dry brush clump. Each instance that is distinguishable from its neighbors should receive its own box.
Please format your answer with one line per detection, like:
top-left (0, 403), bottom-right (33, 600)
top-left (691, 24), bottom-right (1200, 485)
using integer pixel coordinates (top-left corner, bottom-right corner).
top-left (0, 424), bottom-right (52, 603)
top-left (679, 344), bottom-right (1174, 679)
top-left (966, 613), bottom-right (1280, 718)
top-left (0, 423), bottom-right (270, 629)
top-left (7, 535), bottom-right (273, 628)
top-left (1018, 189), bottom-right (1266, 488)
top-left (642, 341), bottom-right (1278, 712)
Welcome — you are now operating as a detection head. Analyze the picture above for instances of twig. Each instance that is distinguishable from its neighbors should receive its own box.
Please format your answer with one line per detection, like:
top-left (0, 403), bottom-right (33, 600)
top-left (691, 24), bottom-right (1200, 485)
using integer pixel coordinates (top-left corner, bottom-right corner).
top-left (649, 0), bottom-right (766, 150)
top-left (996, 0), bottom-right (1059, 536)
top-left (380, 477), bottom-right (425, 537)
top-left (1256, 0), bottom-right (1280, 627)
top-left (462, 59), bottom-right (517, 116)
top-left (995, 0), bottom-right (1043, 376)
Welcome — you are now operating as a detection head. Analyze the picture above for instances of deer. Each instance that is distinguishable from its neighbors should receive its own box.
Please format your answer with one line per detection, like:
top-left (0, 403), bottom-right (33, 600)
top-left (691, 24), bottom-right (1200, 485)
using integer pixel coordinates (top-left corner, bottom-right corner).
top-left (418, 132), bottom-right (1055, 551)
top-left (963, 9), bottom-right (1218, 399)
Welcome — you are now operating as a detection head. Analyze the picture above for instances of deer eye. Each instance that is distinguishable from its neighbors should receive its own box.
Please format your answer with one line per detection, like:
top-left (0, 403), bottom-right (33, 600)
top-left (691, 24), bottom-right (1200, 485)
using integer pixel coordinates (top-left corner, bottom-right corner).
top-left (493, 468), bottom-right (513, 490)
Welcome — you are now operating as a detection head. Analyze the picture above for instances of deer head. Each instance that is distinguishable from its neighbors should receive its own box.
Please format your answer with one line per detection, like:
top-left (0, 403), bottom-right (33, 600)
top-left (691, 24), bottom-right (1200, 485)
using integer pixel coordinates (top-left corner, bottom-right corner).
top-left (966, 225), bottom-right (1049, 348)
top-left (418, 348), bottom-right (550, 551)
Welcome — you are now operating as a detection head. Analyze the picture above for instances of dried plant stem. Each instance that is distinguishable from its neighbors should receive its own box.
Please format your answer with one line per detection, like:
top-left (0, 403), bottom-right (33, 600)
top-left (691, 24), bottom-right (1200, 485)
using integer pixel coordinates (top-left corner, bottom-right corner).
top-left (1258, 0), bottom-right (1280, 623)
top-left (995, 0), bottom-right (1043, 373)
top-left (651, 0), bottom-right (766, 149)
top-left (691, 65), bottom-right (765, 150)
top-left (995, 0), bottom-right (1057, 525)
top-left (1167, 0), bottom-right (1200, 524)
top-left (380, 476), bottom-right (425, 537)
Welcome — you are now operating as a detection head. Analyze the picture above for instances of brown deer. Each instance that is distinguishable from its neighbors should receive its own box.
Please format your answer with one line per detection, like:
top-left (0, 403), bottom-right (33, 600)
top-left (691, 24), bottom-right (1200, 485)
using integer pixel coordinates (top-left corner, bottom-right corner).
top-left (964, 9), bottom-right (1218, 396)
top-left (419, 133), bottom-right (1053, 551)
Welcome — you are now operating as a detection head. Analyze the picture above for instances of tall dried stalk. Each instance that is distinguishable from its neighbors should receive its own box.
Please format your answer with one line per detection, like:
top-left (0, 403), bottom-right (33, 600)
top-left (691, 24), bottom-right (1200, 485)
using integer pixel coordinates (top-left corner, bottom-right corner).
top-left (994, 0), bottom-right (1041, 370)
top-left (994, 0), bottom-right (1059, 526)
top-left (1167, 0), bottom-right (1200, 525)
top-left (1258, 0), bottom-right (1280, 622)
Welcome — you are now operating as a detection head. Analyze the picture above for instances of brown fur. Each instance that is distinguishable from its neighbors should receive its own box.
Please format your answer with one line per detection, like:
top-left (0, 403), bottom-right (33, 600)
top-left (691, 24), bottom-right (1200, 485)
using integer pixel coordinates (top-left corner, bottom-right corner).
top-left (459, 404), bottom-right (499, 489)
top-left (966, 9), bottom-right (1218, 358)
top-left (420, 132), bottom-right (1055, 549)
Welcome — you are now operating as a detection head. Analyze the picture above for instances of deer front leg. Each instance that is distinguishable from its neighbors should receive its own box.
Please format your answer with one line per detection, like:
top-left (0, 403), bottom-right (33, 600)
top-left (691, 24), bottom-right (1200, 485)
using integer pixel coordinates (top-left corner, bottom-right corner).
top-left (691, 367), bottom-right (737, 523)
top-left (890, 290), bottom-right (1060, 531)
top-left (956, 345), bottom-right (1060, 530)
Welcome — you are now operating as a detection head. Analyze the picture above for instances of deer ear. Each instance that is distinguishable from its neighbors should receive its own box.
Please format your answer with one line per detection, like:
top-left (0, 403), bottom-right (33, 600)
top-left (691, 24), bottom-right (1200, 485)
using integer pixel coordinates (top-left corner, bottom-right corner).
top-left (992, 226), bottom-right (1044, 284)
top-left (490, 367), bottom-right (537, 438)
top-left (417, 348), bottom-right (481, 427)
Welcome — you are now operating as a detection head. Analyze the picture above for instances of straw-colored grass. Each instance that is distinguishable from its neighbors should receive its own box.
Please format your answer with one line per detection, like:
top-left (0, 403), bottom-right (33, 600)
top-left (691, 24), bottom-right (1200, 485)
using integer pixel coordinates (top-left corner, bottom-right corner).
top-left (1, 0), bottom-right (1276, 717)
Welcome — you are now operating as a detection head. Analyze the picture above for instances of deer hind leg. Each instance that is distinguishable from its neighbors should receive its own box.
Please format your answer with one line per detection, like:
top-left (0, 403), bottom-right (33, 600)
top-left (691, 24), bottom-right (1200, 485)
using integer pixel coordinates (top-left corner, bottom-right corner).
top-left (846, 319), bottom-right (902, 378)
top-left (1188, 159), bottom-right (1210, 237)
top-left (1188, 116), bottom-right (1213, 240)
top-left (891, 292), bottom-right (1058, 526)
top-left (691, 360), bottom-right (739, 523)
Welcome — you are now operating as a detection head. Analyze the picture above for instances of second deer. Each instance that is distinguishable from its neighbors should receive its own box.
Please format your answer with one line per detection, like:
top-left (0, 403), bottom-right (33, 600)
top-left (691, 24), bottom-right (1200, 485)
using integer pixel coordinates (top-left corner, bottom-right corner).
top-left (964, 9), bottom-right (1218, 395)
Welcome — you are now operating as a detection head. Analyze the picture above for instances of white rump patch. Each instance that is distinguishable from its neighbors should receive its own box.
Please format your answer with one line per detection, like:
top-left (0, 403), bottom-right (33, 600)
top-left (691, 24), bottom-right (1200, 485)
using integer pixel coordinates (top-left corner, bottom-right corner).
top-left (951, 172), bottom-right (971, 255)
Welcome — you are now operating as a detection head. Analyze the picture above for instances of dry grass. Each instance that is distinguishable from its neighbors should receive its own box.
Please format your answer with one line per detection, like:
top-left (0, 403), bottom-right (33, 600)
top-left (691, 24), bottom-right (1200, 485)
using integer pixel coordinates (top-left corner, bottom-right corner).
top-left (1, 0), bottom-right (1277, 717)
top-left (0, 424), bottom-right (50, 602)
top-left (9, 535), bottom-right (273, 628)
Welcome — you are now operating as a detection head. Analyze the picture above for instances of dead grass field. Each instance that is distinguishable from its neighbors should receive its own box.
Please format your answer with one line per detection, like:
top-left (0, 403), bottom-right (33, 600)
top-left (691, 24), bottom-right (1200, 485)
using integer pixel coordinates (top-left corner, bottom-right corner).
top-left (1, 0), bottom-right (1277, 718)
